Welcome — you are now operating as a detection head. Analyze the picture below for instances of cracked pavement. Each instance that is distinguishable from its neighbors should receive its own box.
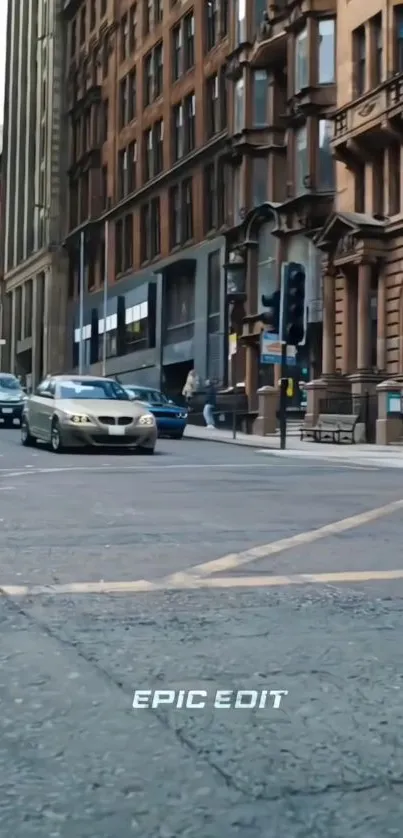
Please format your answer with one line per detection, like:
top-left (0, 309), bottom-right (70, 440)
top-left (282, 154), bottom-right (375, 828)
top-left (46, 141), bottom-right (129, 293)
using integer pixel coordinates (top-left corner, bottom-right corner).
top-left (1, 426), bottom-right (403, 836)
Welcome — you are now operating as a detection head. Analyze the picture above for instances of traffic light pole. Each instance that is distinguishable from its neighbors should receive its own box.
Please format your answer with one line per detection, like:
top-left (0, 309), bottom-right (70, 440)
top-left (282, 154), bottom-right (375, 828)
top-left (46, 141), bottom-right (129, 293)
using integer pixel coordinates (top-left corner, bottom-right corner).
top-left (279, 263), bottom-right (288, 451)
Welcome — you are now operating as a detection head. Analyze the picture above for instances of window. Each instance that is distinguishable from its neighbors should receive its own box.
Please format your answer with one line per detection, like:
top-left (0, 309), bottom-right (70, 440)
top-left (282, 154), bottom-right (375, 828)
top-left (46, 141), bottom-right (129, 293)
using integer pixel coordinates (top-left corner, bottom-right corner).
top-left (235, 0), bottom-right (246, 44)
top-left (119, 76), bottom-right (128, 127)
top-left (169, 185), bottom-right (181, 247)
top-left (252, 70), bottom-right (268, 126)
top-left (182, 178), bottom-right (193, 241)
top-left (353, 26), bottom-right (366, 96)
top-left (205, 0), bottom-right (219, 52)
top-left (115, 214), bottom-right (133, 274)
top-left (140, 204), bottom-right (150, 261)
top-left (184, 13), bottom-right (195, 69)
top-left (395, 6), bottom-right (403, 73)
top-left (354, 163), bottom-right (365, 213)
top-left (125, 303), bottom-right (149, 353)
top-left (118, 148), bottom-right (128, 199)
top-left (172, 103), bottom-right (184, 160)
top-left (154, 0), bottom-right (163, 25)
top-left (143, 120), bottom-right (164, 181)
top-left (205, 71), bottom-right (226, 137)
top-left (168, 179), bottom-right (194, 247)
top-left (318, 19), bottom-right (335, 84)
top-left (318, 120), bottom-right (334, 191)
top-left (101, 0), bottom-right (107, 16)
top-left (232, 164), bottom-right (243, 225)
top-left (102, 99), bottom-right (108, 141)
top-left (165, 273), bottom-right (195, 337)
top-left (140, 199), bottom-right (161, 261)
top-left (252, 157), bottom-right (268, 206)
top-left (172, 24), bottom-right (182, 81)
top-left (295, 125), bottom-right (309, 195)
top-left (254, 0), bottom-right (266, 33)
top-left (128, 69), bottom-right (137, 121)
top-left (372, 14), bottom-right (382, 86)
top-left (204, 163), bottom-right (216, 231)
top-left (234, 76), bottom-right (245, 133)
top-left (101, 165), bottom-right (108, 208)
top-left (295, 28), bottom-right (308, 91)
top-left (184, 93), bottom-right (196, 153)
top-left (128, 140), bottom-right (137, 192)
top-left (372, 151), bottom-right (384, 215)
top-left (129, 3), bottom-right (137, 52)
top-left (207, 251), bottom-right (221, 335)
top-left (144, 42), bottom-right (163, 105)
top-left (389, 145), bottom-right (401, 215)
top-left (102, 33), bottom-right (109, 78)
top-left (144, 0), bottom-right (152, 35)
top-left (120, 13), bottom-right (129, 61)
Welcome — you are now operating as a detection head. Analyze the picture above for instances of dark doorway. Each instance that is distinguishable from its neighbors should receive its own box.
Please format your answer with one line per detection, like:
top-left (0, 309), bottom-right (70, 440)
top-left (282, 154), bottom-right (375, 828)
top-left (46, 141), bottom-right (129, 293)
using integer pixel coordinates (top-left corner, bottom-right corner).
top-left (162, 360), bottom-right (193, 404)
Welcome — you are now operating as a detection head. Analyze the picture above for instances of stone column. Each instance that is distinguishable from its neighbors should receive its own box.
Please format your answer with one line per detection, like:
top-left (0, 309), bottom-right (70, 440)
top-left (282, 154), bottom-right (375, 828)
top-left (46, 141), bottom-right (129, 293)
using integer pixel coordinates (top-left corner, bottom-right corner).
top-left (31, 275), bottom-right (42, 391)
top-left (342, 274), bottom-right (357, 374)
top-left (322, 273), bottom-right (335, 376)
top-left (10, 291), bottom-right (16, 374)
top-left (376, 268), bottom-right (386, 372)
top-left (357, 263), bottom-right (371, 370)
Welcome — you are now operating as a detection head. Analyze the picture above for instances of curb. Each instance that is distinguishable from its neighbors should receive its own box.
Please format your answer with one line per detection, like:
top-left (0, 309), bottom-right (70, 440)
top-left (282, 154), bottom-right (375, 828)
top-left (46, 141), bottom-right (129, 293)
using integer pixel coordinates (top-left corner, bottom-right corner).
top-left (184, 430), bottom-right (276, 450)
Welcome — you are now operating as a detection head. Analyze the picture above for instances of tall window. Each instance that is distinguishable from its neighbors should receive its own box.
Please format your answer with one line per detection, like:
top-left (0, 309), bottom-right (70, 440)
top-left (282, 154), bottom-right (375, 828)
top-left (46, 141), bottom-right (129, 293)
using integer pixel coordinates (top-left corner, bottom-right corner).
top-left (318, 20), bottom-right (335, 84)
top-left (353, 26), bottom-right (366, 96)
top-left (115, 214), bottom-right (134, 274)
top-left (234, 76), bottom-right (245, 133)
top-left (184, 93), bottom-right (196, 153)
top-left (204, 162), bottom-right (216, 231)
top-left (372, 151), bottom-right (384, 216)
top-left (128, 69), bottom-right (137, 121)
top-left (389, 145), bottom-right (401, 215)
top-left (295, 125), bottom-right (309, 194)
top-left (172, 23), bottom-right (182, 80)
top-left (395, 6), bottom-right (403, 73)
top-left (371, 13), bottom-right (382, 85)
top-left (232, 165), bottom-right (243, 225)
top-left (252, 70), bottom-right (268, 126)
top-left (129, 4), bottom-right (137, 52)
top-left (295, 28), bottom-right (308, 91)
top-left (168, 179), bottom-right (194, 247)
top-left (318, 121), bottom-right (334, 191)
top-left (205, 0), bottom-right (219, 52)
top-left (184, 12), bottom-right (195, 69)
top-left (235, 0), bottom-right (246, 44)
top-left (182, 178), bottom-right (193, 241)
top-left (120, 13), bottom-right (129, 61)
top-left (172, 103), bottom-right (184, 160)
top-left (354, 164), bottom-right (365, 213)
top-left (169, 185), bottom-right (181, 247)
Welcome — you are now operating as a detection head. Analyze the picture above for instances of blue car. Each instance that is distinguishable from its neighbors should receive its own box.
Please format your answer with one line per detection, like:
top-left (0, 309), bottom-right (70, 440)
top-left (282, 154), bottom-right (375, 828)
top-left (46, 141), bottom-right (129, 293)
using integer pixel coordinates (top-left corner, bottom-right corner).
top-left (124, 386), bottom-right (188, 439)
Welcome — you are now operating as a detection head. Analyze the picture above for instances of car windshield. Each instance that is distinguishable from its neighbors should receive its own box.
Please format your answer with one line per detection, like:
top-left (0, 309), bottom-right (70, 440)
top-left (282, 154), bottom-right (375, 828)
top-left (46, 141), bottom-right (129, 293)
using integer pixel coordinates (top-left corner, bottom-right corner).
top-left (57, 379), bottom-right (130, 401)
top-left (128, 388), bottom-right (169, 404)
top-left (0, 376), bottom-right (21, 391)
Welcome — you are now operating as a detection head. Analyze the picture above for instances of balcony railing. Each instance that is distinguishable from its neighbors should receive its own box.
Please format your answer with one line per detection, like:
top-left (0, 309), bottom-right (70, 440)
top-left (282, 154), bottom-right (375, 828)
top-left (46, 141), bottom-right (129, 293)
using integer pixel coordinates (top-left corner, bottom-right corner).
top-left (332, 72), bottom-right (403, 146)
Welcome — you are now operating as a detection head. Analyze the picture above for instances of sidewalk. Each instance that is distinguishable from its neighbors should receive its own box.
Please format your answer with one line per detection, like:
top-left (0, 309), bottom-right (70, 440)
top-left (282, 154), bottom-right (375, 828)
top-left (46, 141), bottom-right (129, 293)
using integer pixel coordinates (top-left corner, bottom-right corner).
top-left (184, 424), bottom-right (403, 468)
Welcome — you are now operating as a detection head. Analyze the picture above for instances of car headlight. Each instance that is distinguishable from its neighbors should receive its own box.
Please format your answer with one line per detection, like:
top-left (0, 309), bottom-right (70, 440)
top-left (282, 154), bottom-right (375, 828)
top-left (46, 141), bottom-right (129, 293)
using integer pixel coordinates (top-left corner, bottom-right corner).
top-left (138, 413), bottom-right (155, 426)
top-left (178, 412), bottom-right (187, 419)
top-left (66, 414), bottom-right (92, 424)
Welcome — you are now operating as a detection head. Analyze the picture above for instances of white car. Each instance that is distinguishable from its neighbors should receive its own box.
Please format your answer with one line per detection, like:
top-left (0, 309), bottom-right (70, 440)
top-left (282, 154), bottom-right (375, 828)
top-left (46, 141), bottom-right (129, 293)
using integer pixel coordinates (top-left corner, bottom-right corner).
top-left (21, 375), bottom-right (157, 453)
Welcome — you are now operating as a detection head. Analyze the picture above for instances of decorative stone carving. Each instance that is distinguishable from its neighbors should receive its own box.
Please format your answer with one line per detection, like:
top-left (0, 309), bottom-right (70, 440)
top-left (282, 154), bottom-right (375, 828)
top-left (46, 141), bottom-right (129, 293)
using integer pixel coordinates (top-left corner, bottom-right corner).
top-left (334, 231), bottom-right (356, 260)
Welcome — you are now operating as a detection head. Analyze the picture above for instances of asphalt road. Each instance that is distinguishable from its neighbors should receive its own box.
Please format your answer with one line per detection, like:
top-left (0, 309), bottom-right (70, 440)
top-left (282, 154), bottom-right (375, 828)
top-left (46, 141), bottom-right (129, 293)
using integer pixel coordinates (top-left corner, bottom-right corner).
top-left (1, 424), bottom-right (403, 837)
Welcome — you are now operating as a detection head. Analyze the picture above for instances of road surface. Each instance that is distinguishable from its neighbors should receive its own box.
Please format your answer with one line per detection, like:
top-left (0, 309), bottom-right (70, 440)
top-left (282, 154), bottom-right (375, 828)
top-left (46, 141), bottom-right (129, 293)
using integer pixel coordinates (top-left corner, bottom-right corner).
top-left (0, 425), bottom-right (402, 837)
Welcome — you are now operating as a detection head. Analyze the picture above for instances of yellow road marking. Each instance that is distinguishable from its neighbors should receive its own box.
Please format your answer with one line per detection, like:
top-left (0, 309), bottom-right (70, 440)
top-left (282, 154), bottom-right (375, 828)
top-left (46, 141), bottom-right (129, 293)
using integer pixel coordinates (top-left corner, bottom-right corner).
top-left (1, 568), bottom-right (403, 596)
top-left (174, 498), bottom-right (403, 579)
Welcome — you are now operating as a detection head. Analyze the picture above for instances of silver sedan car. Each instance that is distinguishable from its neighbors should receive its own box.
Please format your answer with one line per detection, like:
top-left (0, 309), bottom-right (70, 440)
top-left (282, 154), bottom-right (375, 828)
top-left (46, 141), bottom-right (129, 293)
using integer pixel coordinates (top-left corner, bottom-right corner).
top-left (21, 375), bottom-right (157, 453)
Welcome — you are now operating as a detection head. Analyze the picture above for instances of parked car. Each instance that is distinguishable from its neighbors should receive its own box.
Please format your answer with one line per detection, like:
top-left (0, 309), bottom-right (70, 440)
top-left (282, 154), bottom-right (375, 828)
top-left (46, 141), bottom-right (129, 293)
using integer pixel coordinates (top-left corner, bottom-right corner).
top-left (124, 386), bottom-right (188, 439)
top-left (0, 373), bottom-right (27, 427)
top-left (21, 375), bottom-right (157, 453)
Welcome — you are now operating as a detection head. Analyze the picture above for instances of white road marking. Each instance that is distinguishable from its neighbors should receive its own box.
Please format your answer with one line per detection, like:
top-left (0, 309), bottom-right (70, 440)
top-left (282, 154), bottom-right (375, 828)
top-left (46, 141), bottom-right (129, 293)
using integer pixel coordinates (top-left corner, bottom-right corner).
top-left (169, 498), bottom-right (403, 579)
top-left (255, 452), bottom-right (379, 470)
top-left (2, 568), bottom-right (403, 597)
top-left (0, 462), bottom-right (299, 479)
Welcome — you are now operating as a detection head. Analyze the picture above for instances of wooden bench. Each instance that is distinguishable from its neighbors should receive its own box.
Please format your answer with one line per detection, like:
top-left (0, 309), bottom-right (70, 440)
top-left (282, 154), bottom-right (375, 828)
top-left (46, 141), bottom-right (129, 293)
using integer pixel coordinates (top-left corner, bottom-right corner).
top-left (307, 413), bottom-right (359, 444)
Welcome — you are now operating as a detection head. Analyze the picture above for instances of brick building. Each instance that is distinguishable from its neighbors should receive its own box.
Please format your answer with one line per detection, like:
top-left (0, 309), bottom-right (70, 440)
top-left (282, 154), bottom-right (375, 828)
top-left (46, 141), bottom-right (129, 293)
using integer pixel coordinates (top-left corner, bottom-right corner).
top-left (316, 1), bottom-right (403, 391)
top-left (221, 0), bottom-right (336, 410)
top-left (64, 0), bottom-right (231, 394)
top-left (1, 0), bottom-right (67, 389)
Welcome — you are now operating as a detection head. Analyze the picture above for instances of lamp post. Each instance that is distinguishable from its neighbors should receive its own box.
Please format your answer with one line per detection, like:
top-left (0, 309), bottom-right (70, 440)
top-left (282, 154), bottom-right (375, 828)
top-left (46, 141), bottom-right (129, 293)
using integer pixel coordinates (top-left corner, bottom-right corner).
top-left (223, 249), bottom-right (247, 388)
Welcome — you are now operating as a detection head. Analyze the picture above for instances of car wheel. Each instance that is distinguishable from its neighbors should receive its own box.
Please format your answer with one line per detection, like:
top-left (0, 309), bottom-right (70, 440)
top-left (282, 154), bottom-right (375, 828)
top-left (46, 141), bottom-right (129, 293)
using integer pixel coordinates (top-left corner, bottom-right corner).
top-left (50, 418), bottom-right (64, 453)
top-left (21, 418), bottom-right (35, 447)
top-left (138, 446), bottom-right (155, 455)
top-left (170, 431), bottom-right (184, 439)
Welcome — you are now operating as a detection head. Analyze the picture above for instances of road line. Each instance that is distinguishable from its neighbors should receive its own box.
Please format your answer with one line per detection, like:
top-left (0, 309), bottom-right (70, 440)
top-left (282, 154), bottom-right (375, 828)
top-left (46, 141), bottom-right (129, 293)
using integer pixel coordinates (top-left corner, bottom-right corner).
top-left (2, 568), bottom-right (403, 597)
top-left (0, 462), bottom-right (297, 479)
top-left (173, 498), bottom-right (403, 578)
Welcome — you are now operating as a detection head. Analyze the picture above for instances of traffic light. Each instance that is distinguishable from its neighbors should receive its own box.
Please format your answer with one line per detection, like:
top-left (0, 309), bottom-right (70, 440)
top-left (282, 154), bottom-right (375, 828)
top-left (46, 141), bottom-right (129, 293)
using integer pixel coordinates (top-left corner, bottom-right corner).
top-left (284, 262), bottom-right (306, 346)
top-left (261, 290), bottom-right (280, 334)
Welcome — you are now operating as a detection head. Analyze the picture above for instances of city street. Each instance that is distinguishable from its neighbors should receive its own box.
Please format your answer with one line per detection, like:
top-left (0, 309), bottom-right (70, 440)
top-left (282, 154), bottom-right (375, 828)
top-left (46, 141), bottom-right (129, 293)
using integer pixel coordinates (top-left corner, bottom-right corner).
top-left (1, 425), bottom-right (403, 837)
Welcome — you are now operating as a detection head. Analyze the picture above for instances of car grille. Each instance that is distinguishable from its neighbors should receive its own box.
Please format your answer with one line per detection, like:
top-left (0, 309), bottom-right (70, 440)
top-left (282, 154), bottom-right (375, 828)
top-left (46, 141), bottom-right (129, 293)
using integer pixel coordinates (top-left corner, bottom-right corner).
top-left (98, 416), bottom-right (132, 426)
top-left (154, 411), bottom-right (182, 419)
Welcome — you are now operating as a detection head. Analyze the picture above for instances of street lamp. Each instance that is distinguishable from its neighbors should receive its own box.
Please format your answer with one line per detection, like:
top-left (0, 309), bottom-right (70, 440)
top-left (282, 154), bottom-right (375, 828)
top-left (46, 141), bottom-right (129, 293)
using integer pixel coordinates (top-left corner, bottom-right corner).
top-left (223, 249), bottom-right (247, 389)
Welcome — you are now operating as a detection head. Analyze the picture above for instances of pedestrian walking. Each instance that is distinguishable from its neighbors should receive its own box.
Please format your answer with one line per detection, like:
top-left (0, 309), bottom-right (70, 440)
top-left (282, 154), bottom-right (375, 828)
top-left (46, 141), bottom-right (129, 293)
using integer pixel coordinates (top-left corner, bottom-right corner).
top-left (203, 379), bottom-right (217, 428)
top-left (182, 368), bottom-right (199, 406)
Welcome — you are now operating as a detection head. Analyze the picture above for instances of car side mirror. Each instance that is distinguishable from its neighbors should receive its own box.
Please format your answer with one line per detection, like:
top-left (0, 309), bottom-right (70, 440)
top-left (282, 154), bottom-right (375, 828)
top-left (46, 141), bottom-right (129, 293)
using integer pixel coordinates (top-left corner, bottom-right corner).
top-left (41, 392), bottom-right (53, 399)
